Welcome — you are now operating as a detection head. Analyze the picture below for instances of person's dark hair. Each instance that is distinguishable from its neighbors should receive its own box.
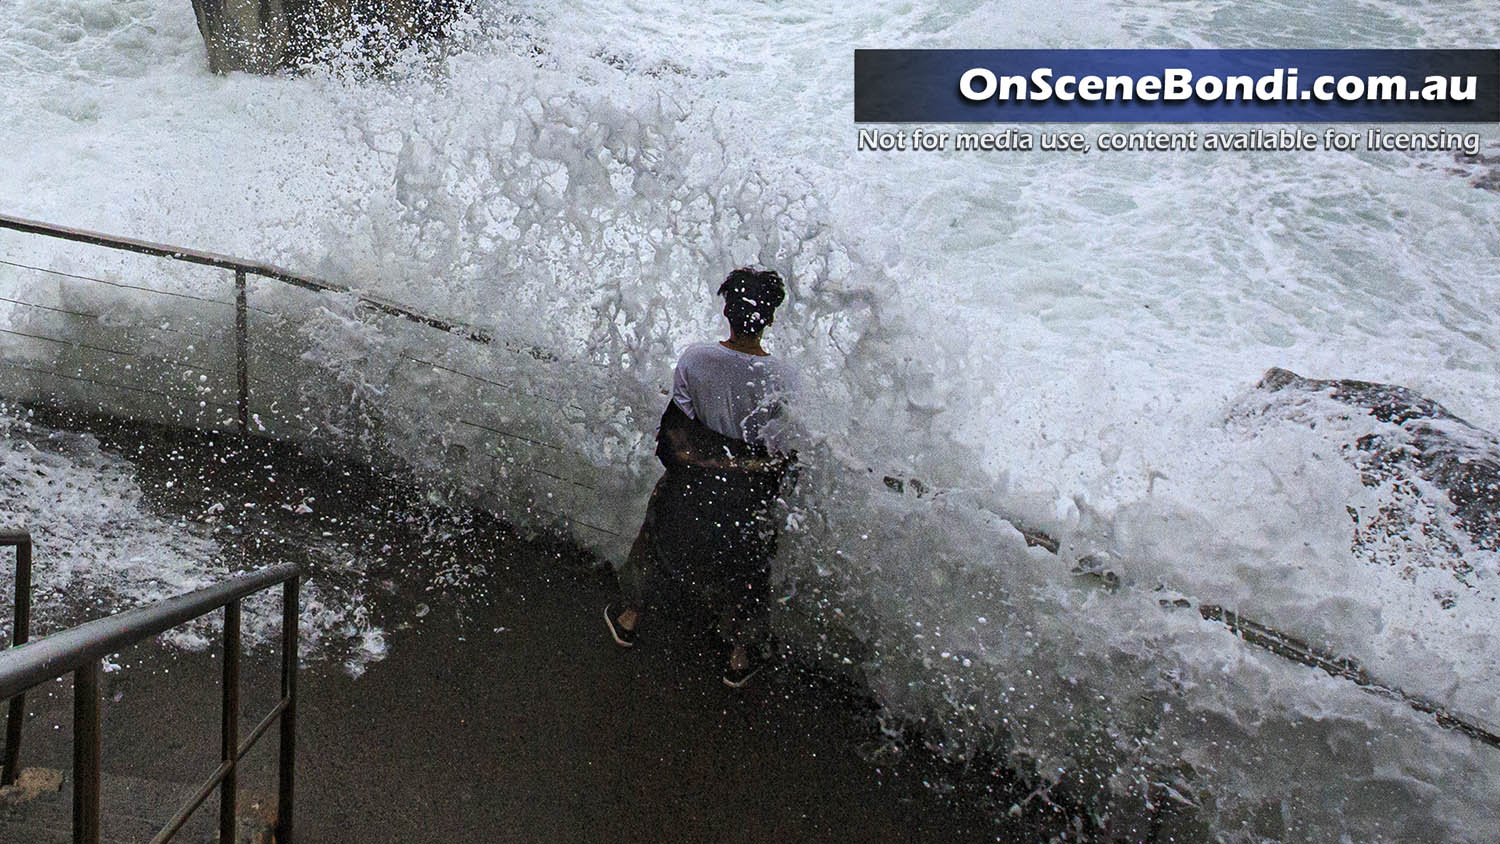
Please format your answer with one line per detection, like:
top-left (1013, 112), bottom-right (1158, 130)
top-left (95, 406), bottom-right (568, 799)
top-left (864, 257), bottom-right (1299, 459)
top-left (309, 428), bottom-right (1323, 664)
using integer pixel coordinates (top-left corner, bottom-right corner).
top-left (717, 267), bottom-right (786, 336)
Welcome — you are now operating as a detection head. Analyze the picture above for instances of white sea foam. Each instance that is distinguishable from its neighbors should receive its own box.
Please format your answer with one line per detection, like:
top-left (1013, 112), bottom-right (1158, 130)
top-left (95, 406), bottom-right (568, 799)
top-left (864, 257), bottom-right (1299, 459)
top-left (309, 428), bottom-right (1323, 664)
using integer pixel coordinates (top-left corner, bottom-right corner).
top-left (2, 0), bottom-right (1499, 839)
top-left (0, 406), bottom-right (389, 670)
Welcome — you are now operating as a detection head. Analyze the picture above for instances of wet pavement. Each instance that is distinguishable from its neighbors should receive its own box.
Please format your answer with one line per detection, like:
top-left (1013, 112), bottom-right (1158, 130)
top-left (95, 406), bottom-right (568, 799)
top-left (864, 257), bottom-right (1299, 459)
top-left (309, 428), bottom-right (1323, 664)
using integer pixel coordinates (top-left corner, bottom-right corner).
top-left (2, 410), bottom-right (1051, 843)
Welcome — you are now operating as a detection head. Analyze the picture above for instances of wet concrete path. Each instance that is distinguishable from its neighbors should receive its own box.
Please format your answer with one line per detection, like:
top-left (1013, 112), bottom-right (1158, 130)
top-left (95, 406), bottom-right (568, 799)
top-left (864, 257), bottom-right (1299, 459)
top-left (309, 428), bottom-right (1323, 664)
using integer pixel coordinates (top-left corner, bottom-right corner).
top-left (11, 560), bottom-right (1013, 843)
top-left (3, 412), bottom-right (1039, 843)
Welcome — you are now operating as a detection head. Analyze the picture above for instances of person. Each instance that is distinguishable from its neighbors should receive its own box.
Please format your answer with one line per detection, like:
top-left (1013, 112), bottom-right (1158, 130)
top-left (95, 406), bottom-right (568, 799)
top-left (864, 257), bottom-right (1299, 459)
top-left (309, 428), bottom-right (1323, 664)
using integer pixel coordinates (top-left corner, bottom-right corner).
top-left (605, 267), bottom-right (799, 687)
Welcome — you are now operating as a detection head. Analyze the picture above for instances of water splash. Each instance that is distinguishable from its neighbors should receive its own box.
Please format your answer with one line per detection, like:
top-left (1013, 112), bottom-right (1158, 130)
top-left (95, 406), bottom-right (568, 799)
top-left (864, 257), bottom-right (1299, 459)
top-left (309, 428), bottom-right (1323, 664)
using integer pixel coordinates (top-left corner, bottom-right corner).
top-left (2, 0), bottom-right (1499, 839)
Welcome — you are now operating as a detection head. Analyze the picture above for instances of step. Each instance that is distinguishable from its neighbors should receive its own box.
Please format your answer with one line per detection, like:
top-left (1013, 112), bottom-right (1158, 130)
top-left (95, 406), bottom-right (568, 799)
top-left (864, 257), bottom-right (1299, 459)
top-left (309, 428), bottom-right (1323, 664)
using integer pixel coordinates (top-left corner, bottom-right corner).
top-left (0, 766), bottom-right (271, 843)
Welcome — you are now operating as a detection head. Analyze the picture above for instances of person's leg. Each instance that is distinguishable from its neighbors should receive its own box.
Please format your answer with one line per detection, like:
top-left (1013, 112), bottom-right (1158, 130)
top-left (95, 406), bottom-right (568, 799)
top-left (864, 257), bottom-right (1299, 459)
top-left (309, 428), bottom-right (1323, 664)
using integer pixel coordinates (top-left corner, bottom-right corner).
top-left (721, 561), bottom-right (772, 666)
top-left (719, 569), bottom-right (770, 686)
top-left (608, 472), bottom-right (687, 644)
top-left (614, 521), bottom-right (655, 631)
top-left (718, 500), bottom-right (777, 682)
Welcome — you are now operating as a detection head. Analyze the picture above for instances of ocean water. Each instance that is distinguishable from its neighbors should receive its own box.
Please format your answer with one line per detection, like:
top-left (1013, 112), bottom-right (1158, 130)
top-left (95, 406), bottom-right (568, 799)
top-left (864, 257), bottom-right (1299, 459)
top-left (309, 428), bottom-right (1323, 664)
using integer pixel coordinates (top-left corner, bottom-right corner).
top-left (1, 0), bottom-right (1499, 840)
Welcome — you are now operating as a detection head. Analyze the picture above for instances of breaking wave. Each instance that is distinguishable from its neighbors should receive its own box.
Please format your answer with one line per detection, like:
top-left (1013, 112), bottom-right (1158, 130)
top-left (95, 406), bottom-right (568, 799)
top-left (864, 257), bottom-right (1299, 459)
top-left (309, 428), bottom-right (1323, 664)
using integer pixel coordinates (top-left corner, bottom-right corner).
top-left (2, 0), bottom-right (1499, 839)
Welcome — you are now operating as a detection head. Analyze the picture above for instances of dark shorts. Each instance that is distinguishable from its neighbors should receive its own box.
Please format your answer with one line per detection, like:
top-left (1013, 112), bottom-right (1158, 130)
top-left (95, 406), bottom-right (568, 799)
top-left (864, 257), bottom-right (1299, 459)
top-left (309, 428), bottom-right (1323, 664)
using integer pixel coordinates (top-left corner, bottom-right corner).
top-left (622, 468), bottom-right (781, 644)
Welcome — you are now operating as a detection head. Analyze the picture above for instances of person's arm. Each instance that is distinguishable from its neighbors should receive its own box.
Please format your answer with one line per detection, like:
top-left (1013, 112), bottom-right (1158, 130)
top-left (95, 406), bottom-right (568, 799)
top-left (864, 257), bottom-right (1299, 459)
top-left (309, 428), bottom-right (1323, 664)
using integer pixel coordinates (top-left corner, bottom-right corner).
top-left (658, 402), bottom-right (788, 473)
top-left (660, 349), bottom-right (724, 467)
top-left (659, 413), bottom-right (730, 469)
top-left (670, 351), bottom-right (696, 421)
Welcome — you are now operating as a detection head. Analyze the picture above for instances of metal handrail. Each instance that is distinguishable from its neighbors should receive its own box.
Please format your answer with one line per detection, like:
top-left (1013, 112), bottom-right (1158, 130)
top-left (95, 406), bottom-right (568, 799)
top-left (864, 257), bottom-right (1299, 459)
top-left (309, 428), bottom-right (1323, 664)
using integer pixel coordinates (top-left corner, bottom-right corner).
top-left (0, 213), bottom-right (492, 344)
top-left (1, 530), bottom-right (32, 786)
top-left (1199, 603), bottom-right (1500, 749)
top-left (0, 563), bottom-right (302, 844)
top-left (0, 212), bottom-right (491, 432)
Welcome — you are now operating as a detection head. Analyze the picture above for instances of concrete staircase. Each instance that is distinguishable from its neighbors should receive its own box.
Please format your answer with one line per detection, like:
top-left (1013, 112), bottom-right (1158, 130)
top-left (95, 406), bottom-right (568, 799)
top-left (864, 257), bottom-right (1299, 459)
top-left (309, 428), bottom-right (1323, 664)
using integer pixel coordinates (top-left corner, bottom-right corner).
top-left (0, 767), bottom-right (272, 844)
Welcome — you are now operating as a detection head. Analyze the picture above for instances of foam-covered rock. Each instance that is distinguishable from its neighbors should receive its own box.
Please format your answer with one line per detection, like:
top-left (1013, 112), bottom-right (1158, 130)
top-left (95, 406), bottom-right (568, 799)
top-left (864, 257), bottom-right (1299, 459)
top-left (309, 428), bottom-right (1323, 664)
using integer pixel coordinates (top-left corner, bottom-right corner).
top-left (190, 0), bottom-right (467, 73)
top-left (1259, 366), bottom-right (1500, 569)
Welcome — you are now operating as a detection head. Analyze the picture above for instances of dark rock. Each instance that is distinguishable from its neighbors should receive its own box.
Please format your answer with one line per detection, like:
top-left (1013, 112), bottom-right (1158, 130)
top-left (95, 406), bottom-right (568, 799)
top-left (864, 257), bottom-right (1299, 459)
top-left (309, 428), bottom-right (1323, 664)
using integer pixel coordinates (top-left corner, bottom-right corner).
top-left (190, 0), bottom-right (470, 74)
top-left (190, 0), bottom-right (291, 74)
top-left (1258, 367), bottom-right (1500, 569)
top-left (1449, 146), bottom-right (1500, 192)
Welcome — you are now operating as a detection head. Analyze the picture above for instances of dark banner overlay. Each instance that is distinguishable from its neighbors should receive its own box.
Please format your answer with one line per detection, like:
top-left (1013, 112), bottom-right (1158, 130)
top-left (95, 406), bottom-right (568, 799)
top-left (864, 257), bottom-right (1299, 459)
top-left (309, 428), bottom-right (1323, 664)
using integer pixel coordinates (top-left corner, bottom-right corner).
top-left (855, 50), bottom-right (1500, 122)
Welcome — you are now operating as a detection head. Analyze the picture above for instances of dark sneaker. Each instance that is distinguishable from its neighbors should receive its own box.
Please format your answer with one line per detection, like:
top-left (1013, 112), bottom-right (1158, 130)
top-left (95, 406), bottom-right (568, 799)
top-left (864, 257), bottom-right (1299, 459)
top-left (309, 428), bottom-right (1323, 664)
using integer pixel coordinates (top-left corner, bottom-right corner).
top-left (604, 603), bottom-right (636, 648)
top-left (722, 658), bottom-right (764, 688)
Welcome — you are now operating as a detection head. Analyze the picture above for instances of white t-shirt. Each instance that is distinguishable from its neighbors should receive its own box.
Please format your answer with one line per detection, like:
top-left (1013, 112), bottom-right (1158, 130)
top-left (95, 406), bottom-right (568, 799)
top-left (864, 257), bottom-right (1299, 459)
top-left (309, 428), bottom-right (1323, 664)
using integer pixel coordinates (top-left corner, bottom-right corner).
top-left (671, 342), bottom-right (798, 452)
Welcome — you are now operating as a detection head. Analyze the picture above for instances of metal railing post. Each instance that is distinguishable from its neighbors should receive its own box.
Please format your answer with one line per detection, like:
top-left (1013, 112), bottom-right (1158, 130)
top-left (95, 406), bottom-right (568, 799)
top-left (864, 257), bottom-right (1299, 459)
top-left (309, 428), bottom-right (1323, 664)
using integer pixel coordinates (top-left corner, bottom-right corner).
top-left (219, 600), bottom-right (241, 843)
top-left (276, 576), bottom-right (299, 844)
top-left (2, 532), bottom-right (31, 786)
top-left (73, 660), bottom-right (101, 844)
top-left (0, 564), bottom-right (301, 843)
top-left (234, 269), bottom-right (249, 433)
